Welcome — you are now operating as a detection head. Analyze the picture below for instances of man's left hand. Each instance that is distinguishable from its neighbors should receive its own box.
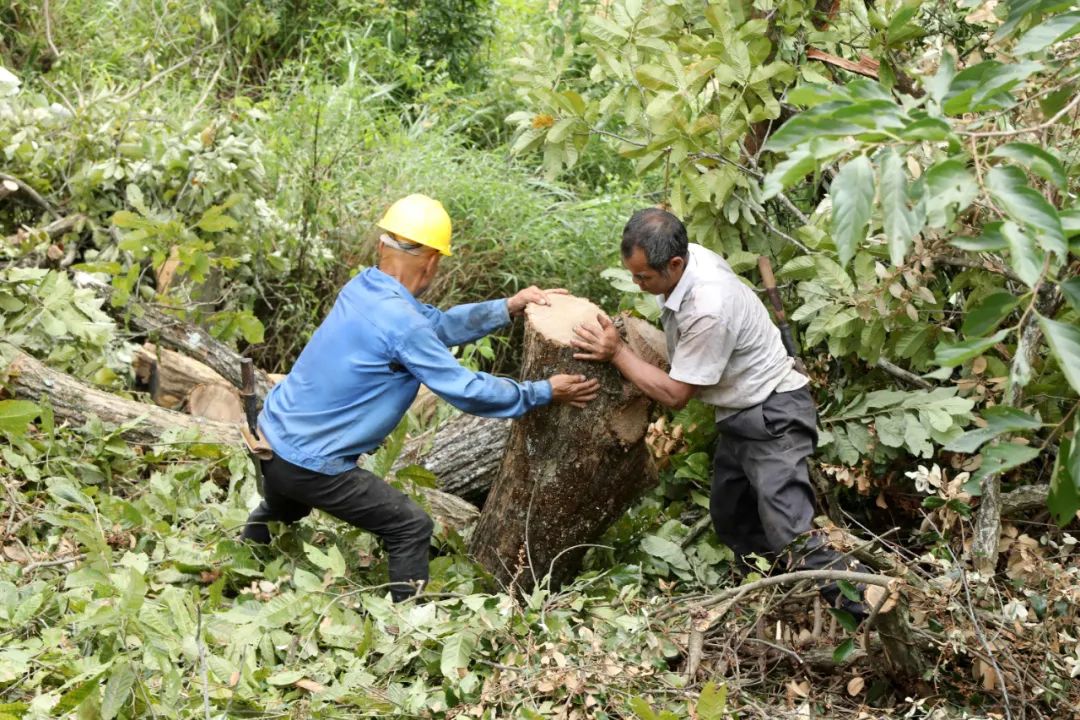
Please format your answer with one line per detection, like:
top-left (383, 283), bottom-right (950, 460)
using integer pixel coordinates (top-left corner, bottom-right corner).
top-left (571, 313), bottom-right (623, 363)
top-left (508, 286), bottom-right (568, 317)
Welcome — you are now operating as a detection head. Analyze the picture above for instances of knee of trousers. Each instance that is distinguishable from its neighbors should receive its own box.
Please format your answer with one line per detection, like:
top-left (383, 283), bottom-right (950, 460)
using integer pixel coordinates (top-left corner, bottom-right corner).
top-left (391, 506), bottom-right (434, 545)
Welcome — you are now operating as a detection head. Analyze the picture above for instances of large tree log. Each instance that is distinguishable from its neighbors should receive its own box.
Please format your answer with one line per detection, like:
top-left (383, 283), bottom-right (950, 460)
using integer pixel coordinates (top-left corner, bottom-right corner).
top-left (74, 272), bottom-right (274, 398)
top-left (2, 349), bottom-right (477, 532)
top-left (393, 414), bottom-right (510, 505)
top-left (469, 295), bottom-right (667, 592)
top-left (4, 349), bottom-right (242, 446)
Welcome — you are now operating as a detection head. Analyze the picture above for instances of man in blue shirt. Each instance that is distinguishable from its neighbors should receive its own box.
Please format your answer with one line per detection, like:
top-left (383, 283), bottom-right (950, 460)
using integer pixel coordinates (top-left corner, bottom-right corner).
top-left (243, 194), bottom-right (600, 602)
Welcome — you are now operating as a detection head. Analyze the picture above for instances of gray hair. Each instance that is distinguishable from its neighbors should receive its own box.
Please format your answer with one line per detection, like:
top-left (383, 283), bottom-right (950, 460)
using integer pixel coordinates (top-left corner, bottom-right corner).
top-left (620, 208), bottom-right (688, 271)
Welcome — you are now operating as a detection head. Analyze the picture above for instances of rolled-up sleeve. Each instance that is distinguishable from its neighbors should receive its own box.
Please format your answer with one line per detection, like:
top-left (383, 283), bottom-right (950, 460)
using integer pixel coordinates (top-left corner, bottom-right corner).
top-left (395, 324), bottom-right (551, 416)
top-left (418, 299), bottom-right (511, 347)
top-left (669, 314), bottom-right (736, 387)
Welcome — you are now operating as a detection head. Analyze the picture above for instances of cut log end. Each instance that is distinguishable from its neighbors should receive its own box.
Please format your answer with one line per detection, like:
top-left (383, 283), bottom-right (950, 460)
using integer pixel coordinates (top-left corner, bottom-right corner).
top-left (524, 294), bottom-right (604, 347)
top-left (187, 382), bottom-right (245, 424)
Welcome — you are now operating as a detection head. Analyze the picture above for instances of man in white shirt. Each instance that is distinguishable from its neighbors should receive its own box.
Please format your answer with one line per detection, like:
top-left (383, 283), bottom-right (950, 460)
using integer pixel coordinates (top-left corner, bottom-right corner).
top-left (572, 208), bottom-right (868, 618)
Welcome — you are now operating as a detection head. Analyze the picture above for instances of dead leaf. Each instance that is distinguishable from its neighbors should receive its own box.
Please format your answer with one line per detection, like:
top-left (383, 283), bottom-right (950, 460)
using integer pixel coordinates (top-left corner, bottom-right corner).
top-left (965, 0), bottom-right (1002, 24)
top-left (972, 356), bottom-right (988, 375)
top-left (975, 659), bottom-right (997, 691)
top-left (228, 670), bottom-right (240, 688)
top-left (788, 679), bottom-right (810, 698)
top-left (294, 678), bottom-right (326, 693)
top-left (2, 545), bottom-right (30, 564)
top-left (847, 676), bottom-right (865, 695)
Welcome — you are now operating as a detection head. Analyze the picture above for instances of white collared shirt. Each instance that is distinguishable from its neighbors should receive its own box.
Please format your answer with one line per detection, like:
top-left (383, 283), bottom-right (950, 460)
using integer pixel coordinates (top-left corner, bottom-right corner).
top-left (659, 244), bottom-right (807, 419)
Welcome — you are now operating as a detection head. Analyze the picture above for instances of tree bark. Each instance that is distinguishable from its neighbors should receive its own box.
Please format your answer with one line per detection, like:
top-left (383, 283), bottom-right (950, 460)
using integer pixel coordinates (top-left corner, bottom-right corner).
top-left (393, 414), bottom-right (510, 505)
top-left (4, 348), bottom-right (241, 446)
top-left (972, 286), bottom-right (1060, 573)
top-left (2, 349), bottom-right (477, 532)
top-left (469, 295), bottom-right (667, 592)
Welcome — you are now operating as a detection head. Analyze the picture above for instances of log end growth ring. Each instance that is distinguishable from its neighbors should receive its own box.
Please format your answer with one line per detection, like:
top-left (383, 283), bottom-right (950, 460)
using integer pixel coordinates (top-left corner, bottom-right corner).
top-left (525, 294), bottom-right (604, 347)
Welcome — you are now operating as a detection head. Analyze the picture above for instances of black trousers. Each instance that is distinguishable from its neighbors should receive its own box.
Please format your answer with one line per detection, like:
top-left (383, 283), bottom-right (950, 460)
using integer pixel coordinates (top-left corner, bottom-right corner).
top-left (242, 454), bottom-right (434, 602)
top-left (710, 386), bottom-right (866, 610)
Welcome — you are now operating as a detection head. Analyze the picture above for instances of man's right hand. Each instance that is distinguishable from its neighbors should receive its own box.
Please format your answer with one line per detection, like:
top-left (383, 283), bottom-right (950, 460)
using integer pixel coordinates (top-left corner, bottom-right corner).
top-left (549, 374), bottom-right (601, 408)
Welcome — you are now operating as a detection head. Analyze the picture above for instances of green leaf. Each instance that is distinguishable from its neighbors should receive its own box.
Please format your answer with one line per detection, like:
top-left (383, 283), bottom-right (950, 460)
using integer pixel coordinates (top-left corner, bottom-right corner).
top-left (943, 61), bottom-right (1042, 115)
top-left (125, 184), bottom-right (149, 215)
top-left (0, 400), bottom-right (40, 434)
top-left (1060, 278), bottom-right (1080, 313)
top-left (395, 464), bottom-right (438, 488)
top-left (990, 143), bottom-right (1067, 190)
top-left (970, 443), bottom-right (1042, 490)
top-left (878, 148), bottom-right (924, 266)
top-left (837, 580), bottom-right (861, 602)
top-left (830, 155), bottom-right (874, 268)
top-left (1002, 221), bottom-right (1045, 288)
top-left (762, 149), bottom-right (815, 199)
top-left (640, 534), bottom-right (691, 570)
top-left (266, 670), bottom-right (305, 686)
top-left (778, 255), bottom-right (817, 281)
top-left (629, 696), bottom-right (659, 720)
top-left (100, 661), bottom-right (136, 720)
top-left (440, 631), bottom-right (478, 679)
top-left (933, 329), bottom-right (1010, 367)
top-left (923, 160), bottom-right (977, 227)
top-left (110, 210), bottom-right (149, 229)
top-left (695, 682), bottom-right (728, 720)
top-left (236, 313), bottom-right (264, 345)
top-left (54, 673), bottom-right (105, 714)
top-left (995, 0), bottom-right (1075, 41)
top-left (1038, 314), bottom-right (1080, 395)
top-left (814, 256), bottom-right (855, 295)
top-left (1014, 11), bottom-right (1080, 54)
top-left (946, 406), bottom-right (1043, 453)
top-left (1048, 424), bottom-right (1080, 526)
top-left (196, 207), bottom-right (238, 233)
top-left (986, 166), bottom-right (1065, 257)
top-left (962, 292), bottom-right (1021, 337)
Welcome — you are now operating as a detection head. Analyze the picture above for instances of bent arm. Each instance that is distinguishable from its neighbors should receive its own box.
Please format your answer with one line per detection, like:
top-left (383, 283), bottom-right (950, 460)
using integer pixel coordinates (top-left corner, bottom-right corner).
top-left (611, 345), bottom-right (698, 410)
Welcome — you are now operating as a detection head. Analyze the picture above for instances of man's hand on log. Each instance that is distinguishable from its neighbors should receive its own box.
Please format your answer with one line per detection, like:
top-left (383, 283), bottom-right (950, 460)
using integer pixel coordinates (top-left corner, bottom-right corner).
top-left (571, 313), bottom-right (624, 363)
top-left (549, 374), bottom-right (601, 408)
top-left (507, 287), bottom-right (568, 317)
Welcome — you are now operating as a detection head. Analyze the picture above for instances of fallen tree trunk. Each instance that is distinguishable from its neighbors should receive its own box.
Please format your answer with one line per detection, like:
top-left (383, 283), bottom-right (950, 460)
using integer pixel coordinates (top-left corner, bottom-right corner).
top-left (393, 414), bottom-right (510, 505)
top-left (470, 296), bottom-right (668, 592)
top-left (75, 272), bottom-right (274, 398)
top-left (4, 349), bottom-right (242, 446)
top-left (2, 349), bottom-right (477, 532)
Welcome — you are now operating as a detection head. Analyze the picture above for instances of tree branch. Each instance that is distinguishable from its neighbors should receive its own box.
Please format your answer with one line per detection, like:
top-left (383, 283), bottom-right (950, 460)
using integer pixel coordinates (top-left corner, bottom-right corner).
top-left (0, 173), bottom-right (60, 219)
top-left (962, 92), bottom-right (1080, 138)
top-left (876, 357), bottom-right (933, 390)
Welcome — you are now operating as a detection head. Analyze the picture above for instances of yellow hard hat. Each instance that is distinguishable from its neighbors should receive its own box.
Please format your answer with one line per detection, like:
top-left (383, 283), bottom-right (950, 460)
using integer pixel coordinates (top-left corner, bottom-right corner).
top-left (376, 194), bottom-right (453, 256)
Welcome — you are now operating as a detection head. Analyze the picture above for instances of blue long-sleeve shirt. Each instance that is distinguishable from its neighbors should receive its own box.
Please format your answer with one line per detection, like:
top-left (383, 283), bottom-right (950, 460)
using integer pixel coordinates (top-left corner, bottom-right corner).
top-left (259, 268), bottom-right (553, 474)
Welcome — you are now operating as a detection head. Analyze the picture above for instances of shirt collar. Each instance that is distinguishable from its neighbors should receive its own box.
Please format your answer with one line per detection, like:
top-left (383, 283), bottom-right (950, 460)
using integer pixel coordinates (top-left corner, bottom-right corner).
top-left (367, 267), bottom-right (424, 310)
top-left (660, 246), bottom-right (697, 312)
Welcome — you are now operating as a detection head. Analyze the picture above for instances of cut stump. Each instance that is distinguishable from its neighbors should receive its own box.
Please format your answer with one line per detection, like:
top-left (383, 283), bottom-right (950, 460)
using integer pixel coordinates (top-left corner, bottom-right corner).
top-left (469, 294), bottom-right (667, 592)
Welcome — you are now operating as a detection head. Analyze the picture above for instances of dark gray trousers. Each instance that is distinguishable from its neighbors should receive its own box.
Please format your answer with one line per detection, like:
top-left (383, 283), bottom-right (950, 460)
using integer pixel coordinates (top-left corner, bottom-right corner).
top-left (242, 454), bottom-right (434, 602)
top-left (711, 386), bottom-right (865, 608)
